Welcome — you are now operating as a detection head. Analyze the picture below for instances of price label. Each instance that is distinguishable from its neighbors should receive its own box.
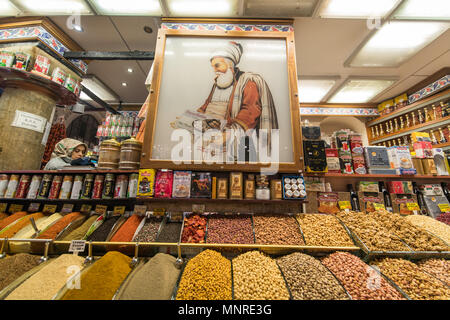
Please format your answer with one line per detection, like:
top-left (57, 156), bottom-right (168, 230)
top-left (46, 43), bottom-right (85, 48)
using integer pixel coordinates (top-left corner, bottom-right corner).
top-left (80, 204), bottom-right (92, 214)
top-left (9, 204), bottom-right (23, 213)
top-left (134, 205), bottom-right (147, 216)
top-left (373, 203), bottom-right (386, 211)
top-left (69, 240), bottom-right (86, 253)
top-left (28, 203), bottom-right (40, 213)
top-left (438, 203), bottom-right (450, 213)
top-left (61, 204), bottom-right (74, 214)
top-left (95, 205), bottom-right (108, 215)
top-left (0, 203), bottom-right (7, 213)
top-left (42, 204), bottom-right (57, 214)
top-left (338, 201), bottom-right (352, 210)
top-left (192, 204), bottom-right (205, 214)
top-left (406, 203), bottom-right (420, 211)
top-left (153, 208), bottom-right (165, 217)
top-left (170, 212), bottom-right (183, 221)
top-left (113, 206), bottom-right (126, 215)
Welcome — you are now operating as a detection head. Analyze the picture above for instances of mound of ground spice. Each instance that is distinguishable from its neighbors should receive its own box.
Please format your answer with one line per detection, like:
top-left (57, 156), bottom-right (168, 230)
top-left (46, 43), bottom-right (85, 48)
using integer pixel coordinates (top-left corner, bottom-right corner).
top-left (0, 212), bottom-right (45, 238)
top-left (61, 251), bottom-right (132, 300)
top-left (87, 216), bottom-right (120, 241)
top-left (36, 212), bottom-right (83, 240)
top-left (62, 215), bottom-right (100, 241)
top-left (0, 213), bottom-right (9, 222)
top-left (0, 212), bottom-right (27, 231)
top-left (0, 253), bottom-right (41, 291)
top-left (110, 214), bottom-right (144, 242)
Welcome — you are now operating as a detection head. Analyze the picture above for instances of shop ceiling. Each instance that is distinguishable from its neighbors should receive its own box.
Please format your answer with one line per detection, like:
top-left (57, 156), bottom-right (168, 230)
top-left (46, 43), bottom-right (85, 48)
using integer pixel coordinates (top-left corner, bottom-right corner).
top-left (2, 0), bottom-right (449, 108)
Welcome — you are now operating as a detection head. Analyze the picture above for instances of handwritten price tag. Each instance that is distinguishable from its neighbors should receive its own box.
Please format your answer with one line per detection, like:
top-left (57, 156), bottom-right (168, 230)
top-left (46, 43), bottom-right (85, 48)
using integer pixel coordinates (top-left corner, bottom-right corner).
top-left (9, 204), bottom-right (23, 213)
top-left (42, 204), bottom-right (57, 214)
top-left (80, 204), bottom-right (92, 214)
top-left (0, 203), bottom-right (7, 213)
top-left (95, 205), bottom-right (108, 215)
top-left (134, 205), bottom-right (147, 216)
top-left (61, 204), bottom-right (74, 213)
top-left (69, 240), bottom-right (86, 253)
top-left (113, 206), bottom-right (126, 215)
top-left (338, 201), bottom-right (352, 210)
top-left (28, 203), bottom-right (40, 213)
top-left (438, 203), bottom-right (450, 213)
top-left (406, 203), bottom-right (420, 211)
top-left (153, 208), bottom-right (165, 217)
top-left (373, 203), bottom-right (386, 211)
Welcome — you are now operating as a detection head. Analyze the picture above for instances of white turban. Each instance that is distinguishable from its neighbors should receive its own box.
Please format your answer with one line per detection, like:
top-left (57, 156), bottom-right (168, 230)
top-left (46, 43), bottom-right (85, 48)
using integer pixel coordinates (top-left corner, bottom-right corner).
top-left (210, 41), bottom-right (243, 66)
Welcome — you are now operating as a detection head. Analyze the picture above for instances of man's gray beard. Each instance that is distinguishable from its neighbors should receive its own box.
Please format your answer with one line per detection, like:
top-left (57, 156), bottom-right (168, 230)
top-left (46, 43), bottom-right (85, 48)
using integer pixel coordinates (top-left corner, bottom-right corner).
top-left (216, 68), bottom-right (234, 89)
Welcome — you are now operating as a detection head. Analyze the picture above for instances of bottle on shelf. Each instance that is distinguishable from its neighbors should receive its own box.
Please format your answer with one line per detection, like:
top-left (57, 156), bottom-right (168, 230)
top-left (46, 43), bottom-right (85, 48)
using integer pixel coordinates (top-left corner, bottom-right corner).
top-left (397, 138), bottom-right (402, 146)
top-left (441, 182), bottom-right (450, 202)
top-left (441, 101), bottom-right (447, 118)
top-left (371, 127), bottom-right (376, 139)
top-left (375, 125), bottom-right (380, 137)
top-left (379, 181), bottom-right (393, 213)
top-left (424, 107), bottom-right (431, 122)
top-left (399, 116), bottom-right (404, 130)
top-left (430, 130), bottom-right (438, 144)
top-left (405, 114), bottom-right (410, 128)
top-left (418, 109), bottom-right (424, 124)
top-left (394, 118), bottom-right (399, 132)
top-left (347, 184), bottom-right (360, 212)
top-left (389, 120), bottom-right (394, 133)
top-left (411, 111), bottom-right (416, 126)
top-left (412, 182), bottom-right (428, 216)
top-left (432, 104), bottom-right (437, 120)
top-left (439, 128), bottom-right (447, 144)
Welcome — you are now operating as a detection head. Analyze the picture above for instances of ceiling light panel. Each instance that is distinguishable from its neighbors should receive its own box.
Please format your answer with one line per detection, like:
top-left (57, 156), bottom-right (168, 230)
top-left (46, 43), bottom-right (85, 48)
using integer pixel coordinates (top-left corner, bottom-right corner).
top-left (15, 0), bottom-right (93, 15)
top-left (318, 0), bottom-right (400, 18)
top-left (88, 0), bottom-right (162, 15)
top-left (328, 79), bottom-right (395, 103)
top-left (0, 0), bottom-right (20, 16)
top-left (349, 21), bottom-right (449, 67)
top-left (167, 0), bottom-right (238, 16)
top-left (245, 0), bottom-right (318, 17)
top-left (298, 79), bottom-right (337, 103)
top-left (393, 0), bottom-right (450, 20)
top-left (82, 76), bottom-right (119, 102)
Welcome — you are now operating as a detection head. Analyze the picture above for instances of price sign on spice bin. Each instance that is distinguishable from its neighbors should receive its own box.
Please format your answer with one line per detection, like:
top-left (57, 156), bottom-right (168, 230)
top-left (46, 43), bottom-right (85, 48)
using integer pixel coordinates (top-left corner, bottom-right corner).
top-left (339, 201), bottom-right (352, 210)
top-left (28, 203), bottom-right (40, 213)
top-left (373, 203), bottom-right (386, 211)
top-left (153, 208), bottom-right (165, 217)
top-left (69, 240), bottom-right (86, 254)
top-left (9, 204), bottom-right (23, 213)
top-left (406, 203), bottom-right (420, 211)
top-left (61, 203), bottom-right (74, 213)
top-left (0, 203), bottom-right (7, 213)
top-left (134, 205), bottom-right (147, 216)
top-left (113, 206), bottom-right (126, 215)
top-left (95, 205), bottom-right (108, 215)
top-left (80, 204), bottom-right (92, 214)
top-left (42, 204), bottom-right (57, 214)
top-left (438, 203), bottom-right (450, 213)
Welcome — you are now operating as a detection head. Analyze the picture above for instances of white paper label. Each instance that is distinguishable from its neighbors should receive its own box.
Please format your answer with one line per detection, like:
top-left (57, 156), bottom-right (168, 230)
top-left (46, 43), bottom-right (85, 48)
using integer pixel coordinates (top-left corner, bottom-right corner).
top-left (11, 110), bottom-right (47, 133)
top-left (41, 121), bottom-right (51, 145)
top-left (69, 240), bottom-right (86, 253)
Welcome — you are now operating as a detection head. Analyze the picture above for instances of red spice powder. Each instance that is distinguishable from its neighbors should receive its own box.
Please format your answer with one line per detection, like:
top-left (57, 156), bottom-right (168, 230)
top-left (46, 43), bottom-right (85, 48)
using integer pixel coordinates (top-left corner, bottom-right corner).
top-left (0, 212), bottom-right (28, 231)
top-left (0, 213), bottom-right (9, 222)
top-left (181, 214), bottom-right (207, 243)
top-left (37, 212), bottom-right (83, 240)
top-left (110, 214), bottom-right (144, 242)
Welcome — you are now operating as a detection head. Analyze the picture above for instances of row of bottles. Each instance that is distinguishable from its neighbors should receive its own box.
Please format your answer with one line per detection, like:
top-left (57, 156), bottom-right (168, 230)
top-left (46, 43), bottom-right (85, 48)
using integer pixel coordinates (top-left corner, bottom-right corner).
top-left (370, 100), bottom-right (449, 140)
top-left (374, 125), bottom-right (450, 148)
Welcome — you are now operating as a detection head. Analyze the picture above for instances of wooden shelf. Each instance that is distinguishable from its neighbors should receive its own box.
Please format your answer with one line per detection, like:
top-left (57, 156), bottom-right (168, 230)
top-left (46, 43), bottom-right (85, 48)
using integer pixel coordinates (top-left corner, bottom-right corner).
top-left (433, 141), bottom-right (450, 150)
top-left (0, 67), bottom-right (78, 106)
top-left (367, 88), bottom-right (450, 126)
top-left (305, 173), bottom-right (450, 180)
top-left (368, 115), bottom-right (450, 144)
top-left (137, 197), bottom-right (307, 204)
top-left (0, 198), bottom-right (136, 203)
top-left (0, 169), bottom-right (139, 174)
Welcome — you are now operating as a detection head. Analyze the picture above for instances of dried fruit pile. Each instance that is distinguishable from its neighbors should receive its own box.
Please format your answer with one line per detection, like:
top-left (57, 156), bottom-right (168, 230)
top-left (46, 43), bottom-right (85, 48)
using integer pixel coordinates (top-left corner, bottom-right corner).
top-left (181, 214), bottom-right (207, 243)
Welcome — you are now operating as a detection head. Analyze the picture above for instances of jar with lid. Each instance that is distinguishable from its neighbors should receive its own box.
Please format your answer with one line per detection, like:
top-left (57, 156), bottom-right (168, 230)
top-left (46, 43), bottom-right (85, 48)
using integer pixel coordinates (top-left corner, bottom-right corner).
top-left (98, 138), bottom-right (121, 169)
top-left (119, 137), bottom-right (143, 170)
top-left (255, 175), bottom-right (270, 200)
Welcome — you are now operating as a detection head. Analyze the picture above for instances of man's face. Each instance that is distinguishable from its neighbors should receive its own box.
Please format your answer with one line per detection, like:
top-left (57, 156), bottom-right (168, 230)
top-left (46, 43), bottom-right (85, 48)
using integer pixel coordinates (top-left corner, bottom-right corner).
top-left (211, 56), bottom-right (234, 89)
top-left (211, 57), bottom-right (228, 74)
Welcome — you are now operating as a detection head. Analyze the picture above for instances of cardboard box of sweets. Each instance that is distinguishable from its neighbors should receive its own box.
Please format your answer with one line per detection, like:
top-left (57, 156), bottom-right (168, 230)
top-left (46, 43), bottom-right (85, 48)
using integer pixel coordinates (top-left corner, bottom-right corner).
top-left (325, 148), bottom-right (341, 173)
top-left (358, 181), bottom-right (379, 193)
top-left (357, 192), bottom-right (385, 213)
top-left (387, 181), bottom-right (413, 194)
top-left (424, 196), bottom-right (450, 218)
top-left (305, 191), bottom-right (351, 214)
top-left (303, 140), bottom-right (327, 173)
top-left (391, 194), bottom-right (419, 215)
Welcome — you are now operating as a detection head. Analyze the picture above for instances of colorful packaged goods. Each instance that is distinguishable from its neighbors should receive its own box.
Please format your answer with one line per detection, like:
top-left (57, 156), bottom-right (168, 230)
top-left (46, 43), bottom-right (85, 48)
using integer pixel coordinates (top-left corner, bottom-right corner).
top-left (387, 181), bottom-right (413, 194)
top-left (0, 51), bottom-right (15, 67)
top-left (364, 146), bottom-right (397, 174)
top-left (51, 67), bottom-right (67, 85)
top-left (4, 174), bottom-right (19, 198)
top-left (0, 174), bottom-right (9, 197)
top-left (387, 146), bottom-right (416, 175)
top-left (317, 192), bottom-right (340, 214)
top-left (64, 75), bottom-right (77, 92)
top-left (357, 181), bottom-right (380, 193)
top-left (154, 170), bottom-right (173, 198)
top-left (59, 175), bottom-right (73, 200)
top-left (172, 171), bottom-right (191, 198)
top-left (32, 55), bottom-right (50, 75)
top-left (349, 134), bottom-right (366, 174)
top-left (335, 132), bottom-right (353, 174)
top-left (432, 148), bottom-right (449, 176)
top-left (70, 175), bottom-right (83, 200)
top-left (137, 169), bottom-right (156, 197)
top-left (391, 194), bottom-right (419, 215)
top-left (325, 148), bottom-right (340, 173)
top-left (127, 173), bottom-right (138, 198)
top-left (282, 175), bottom-right (307, 200)
top-left (114, 175), bottom-right (128, 198)
top-left (102, 174), bottom-right (115, 199)
top-left (357, 192), bottom-right (385, 213)
top-left (303, 140), bottom-right (327, 173)
top-left (13, 52), bottom-right (31, 70)
top-left (191, 172), bottom-right (212, 198)
top-left (80, 174), bottom-right (94, 199)
top-left (48, 175), bottom-right (63, 200)
top-left (15, 175), bottom-right (31, 199)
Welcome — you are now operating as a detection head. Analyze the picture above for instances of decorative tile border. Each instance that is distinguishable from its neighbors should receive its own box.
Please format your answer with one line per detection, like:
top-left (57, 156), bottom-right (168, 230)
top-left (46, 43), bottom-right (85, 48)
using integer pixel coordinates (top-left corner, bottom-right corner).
top-left (300, 107), bottom-right (379, 116)
top-left (162, 23), bottom-right (294, 32)
top-left (408, 75), bottom-right (449, 104)
top-left (0, 26), bottom-right (87, 74)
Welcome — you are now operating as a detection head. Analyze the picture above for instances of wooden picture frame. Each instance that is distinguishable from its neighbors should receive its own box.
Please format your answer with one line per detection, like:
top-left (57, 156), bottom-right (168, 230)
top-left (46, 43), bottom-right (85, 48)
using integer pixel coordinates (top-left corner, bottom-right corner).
top-left (141, 20), bottom-right (303, 172)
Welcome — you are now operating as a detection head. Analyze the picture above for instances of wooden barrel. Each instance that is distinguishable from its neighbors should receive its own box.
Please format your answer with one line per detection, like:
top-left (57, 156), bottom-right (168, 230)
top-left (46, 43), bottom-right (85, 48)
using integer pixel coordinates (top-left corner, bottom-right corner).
top-left (98, 138), bottom-right (121, 169)
top-left (119, 137), bottom-right (142, 170)
top-left (0, 87), bottom-right (56, 170)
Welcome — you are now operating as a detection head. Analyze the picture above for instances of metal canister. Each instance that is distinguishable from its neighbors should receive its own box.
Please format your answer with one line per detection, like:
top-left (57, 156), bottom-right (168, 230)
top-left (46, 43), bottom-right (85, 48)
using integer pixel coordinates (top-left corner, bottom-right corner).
top-left (37, 174), bottom-right (53, 199)
top-left (15, 175), bottom-right (31, 199)
top-left (102, 173), bottom-right (115, 199)
top-left (5, 174), bottom-right (20, 198)
top-left (71, 175), bottom-right (84, 200)
top-left (114, 174), bottom-right (128, 199)
top-left (26, 175), bottom-right (42, 199)
top-left (59, 175), bottom-right (74, 200)
top-left (92, 175), bottom-right (105, 199)
top-left (81, 174), bottom-right (94, 199)
top-left (0, 174), bottom-right (9, 198)
top-left (48, 175), bottom-right (63, 199)
top-left (127, 173), bottom-right (138, 198)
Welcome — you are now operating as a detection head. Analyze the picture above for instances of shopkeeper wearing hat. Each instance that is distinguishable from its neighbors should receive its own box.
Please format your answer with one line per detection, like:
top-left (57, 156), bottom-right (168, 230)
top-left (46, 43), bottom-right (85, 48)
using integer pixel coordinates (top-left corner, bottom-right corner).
top-left (44, 138), bottom-right (89, 170)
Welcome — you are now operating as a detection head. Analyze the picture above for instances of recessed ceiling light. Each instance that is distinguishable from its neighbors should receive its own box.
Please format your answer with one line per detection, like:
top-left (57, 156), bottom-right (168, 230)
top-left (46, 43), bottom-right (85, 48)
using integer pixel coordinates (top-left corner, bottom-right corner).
top-left (143, 26), bottom-right (153, 34)
top-left (16, 0), bottom-right (92, 15)
top-left (127, 68), bottom-right (133, 73)
top-left (122, 82), bottom-right (127, 87)
top-left (298, 78), bottom-right (338, 103)
top-left (393, 0), bottom-right (450, 20)
top-left (167, 0), bottom-right (237, 16)
top-left (318, 0), bottom-right (400, 18)
top-left (328, 79), bottom-right (395, 103)
top-left (90, 0), bottom-right (162, 15)
top-left (349, 21), bottom-right (449, 67)
top-left (0, 0), bottom-right (20, 16)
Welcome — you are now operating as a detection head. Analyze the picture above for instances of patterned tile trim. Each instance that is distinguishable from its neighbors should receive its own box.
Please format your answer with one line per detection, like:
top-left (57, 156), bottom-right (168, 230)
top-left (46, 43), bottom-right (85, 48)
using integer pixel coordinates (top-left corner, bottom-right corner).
top-left (162, 23), bottom-right (294, 32)
top-left (408, 75), bottom-right (449, 104)
top-left (300, 107), bottom-right (379, 116)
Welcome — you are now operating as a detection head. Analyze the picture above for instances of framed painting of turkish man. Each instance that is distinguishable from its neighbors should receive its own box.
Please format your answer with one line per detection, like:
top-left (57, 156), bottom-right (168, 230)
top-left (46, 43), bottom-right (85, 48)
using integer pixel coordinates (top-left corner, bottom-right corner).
top-left (141, 21), bottom-right (302, 173)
